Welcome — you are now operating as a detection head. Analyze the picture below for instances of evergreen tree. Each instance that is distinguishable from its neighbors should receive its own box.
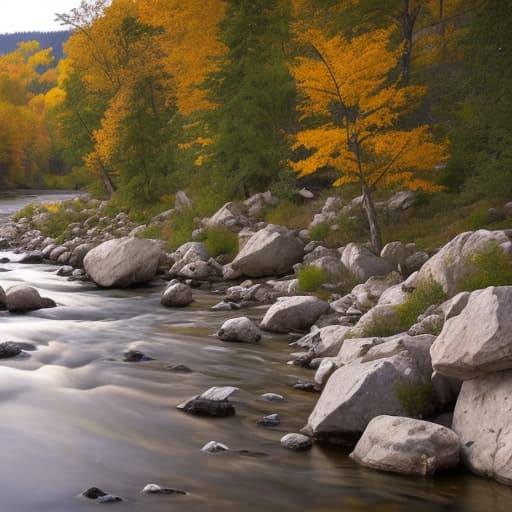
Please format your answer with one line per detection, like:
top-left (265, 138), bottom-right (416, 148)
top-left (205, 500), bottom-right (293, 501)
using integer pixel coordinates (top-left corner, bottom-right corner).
top-left (207, 0), bottom-right (296, 198)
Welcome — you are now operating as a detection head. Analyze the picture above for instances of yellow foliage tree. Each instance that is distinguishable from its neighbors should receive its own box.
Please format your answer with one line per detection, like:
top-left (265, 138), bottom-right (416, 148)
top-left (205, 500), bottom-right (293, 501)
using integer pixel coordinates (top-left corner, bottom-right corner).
top-left (291, 26), bottom-right (447, 252)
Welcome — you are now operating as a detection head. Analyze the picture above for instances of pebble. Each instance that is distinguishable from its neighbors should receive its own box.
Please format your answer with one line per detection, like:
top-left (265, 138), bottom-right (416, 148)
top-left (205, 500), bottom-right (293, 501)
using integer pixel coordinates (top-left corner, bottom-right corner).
top-left (261, 393), bottom-right (284, 401)
top-left (256, 413), bottom-right (280, 427)
top-left (292, 381), bottom-right (317, 392)
top-left (142, 483), bottom-right (187, 495)
top-left (201, 441), bottom-right (230, 453)
top-left (280, 433), bottom-right (312, 451)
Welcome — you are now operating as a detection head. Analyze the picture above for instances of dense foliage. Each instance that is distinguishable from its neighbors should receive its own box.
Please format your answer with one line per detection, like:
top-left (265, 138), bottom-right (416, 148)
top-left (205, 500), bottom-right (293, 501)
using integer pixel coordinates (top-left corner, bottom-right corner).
top-left (0, 0), bottom-right (510, 237)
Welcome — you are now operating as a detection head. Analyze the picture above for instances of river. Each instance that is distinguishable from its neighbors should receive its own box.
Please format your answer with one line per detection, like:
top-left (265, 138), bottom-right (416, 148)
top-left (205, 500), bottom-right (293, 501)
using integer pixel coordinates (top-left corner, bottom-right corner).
top-left (0, 191), bottom-right (510, 512)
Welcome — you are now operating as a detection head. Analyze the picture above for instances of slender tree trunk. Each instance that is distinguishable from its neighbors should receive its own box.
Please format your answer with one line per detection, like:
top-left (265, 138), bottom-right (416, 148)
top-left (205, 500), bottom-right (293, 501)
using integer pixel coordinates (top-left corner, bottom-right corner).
top-left (362, 182), bottom-right (382, 254)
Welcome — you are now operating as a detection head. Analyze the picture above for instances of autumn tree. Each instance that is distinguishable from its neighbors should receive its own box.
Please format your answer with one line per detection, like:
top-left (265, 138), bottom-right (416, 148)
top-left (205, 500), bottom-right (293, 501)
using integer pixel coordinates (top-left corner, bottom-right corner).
top-left (291, 27), bottom-right (446, 252)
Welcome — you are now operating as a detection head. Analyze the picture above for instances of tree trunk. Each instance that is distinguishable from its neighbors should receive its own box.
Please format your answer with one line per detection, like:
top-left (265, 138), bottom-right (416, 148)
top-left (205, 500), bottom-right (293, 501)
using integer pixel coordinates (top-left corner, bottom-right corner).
top-left (362, 183), bottom-right (382, 254)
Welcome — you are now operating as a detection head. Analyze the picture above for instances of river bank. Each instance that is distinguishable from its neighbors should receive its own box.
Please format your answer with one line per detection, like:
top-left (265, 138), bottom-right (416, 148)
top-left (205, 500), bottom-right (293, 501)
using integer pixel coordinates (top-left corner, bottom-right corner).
top-left (2, 191), bottom-right (512, 511)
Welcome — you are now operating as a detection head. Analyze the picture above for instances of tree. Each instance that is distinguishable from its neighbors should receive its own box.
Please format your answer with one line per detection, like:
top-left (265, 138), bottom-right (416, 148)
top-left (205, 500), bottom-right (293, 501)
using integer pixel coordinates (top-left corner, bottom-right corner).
top-left (205, 0), bottom-right (296, 198)
top-left (291, 27), bottom-right (446, 252)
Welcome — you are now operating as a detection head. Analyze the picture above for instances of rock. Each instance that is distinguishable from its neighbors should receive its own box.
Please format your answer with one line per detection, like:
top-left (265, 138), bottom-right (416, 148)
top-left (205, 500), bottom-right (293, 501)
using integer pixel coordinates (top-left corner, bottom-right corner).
top-left (260, 296), bottom-right (330, 333)
top-left (439, 291), bottom-right (470, 320)
top-left (280, 433), bottom-right (312, 451)
top-left (350, 415), bottom-right (460, 475)
top-left (431, 286), bottom-right (512, 379)
top-left (175, 191), bottom-right (192, 211)
top-left (211, 300), bottom-right (241, 311)
top-left (261, 393), bottom-right (284, 401)
top-left (0, 286), bottom-right (6, 309)
top-left (452, 371), bottom-right (512, 485)
top-left (418, 230), bottom-right (510, 296)
top-left (380, 241), bottom-right (407, 270)
top-left (304, 348), bottom-right (433, 442)
top-left (292, 381), bottom-right (317, 392)
top-left (84, 237), bottom-right (162, 288)
top-left (387, 190), bottom-right (417, 211)
top-left (97, 495), bottom-right (123, 504)
top-left (161, 283), bottom-right (193, 307)
top-left (142, 483), bottom-right (186, 495)
top-left (18, 251), bottom-right (43, 264)
top-left (350, 305), bottom-right (402, 338)
top-left (123, 350), bottom-right (154, 362)
top-left (82, 487), bottom-right (107, 499)
top-left (231, 225), bottom-right (304, 278)
top-left (257, 413), bottom-right (281, 427)
top-left (5, 285), bottom-right (56, 313)
top-left (56, 265), bottom-right (74, 277)
top-left (201, 441), bottom-right (230, 453)
top-left (314, 359), bottom-right (337, 388)
top-left (217, 317), bottom-right (261, 343)
top-left (205, 202), bottom-right (247, 230)
top-left (341, 243), bottom-right (395, 282)
top-left (291, 325), bottom-right (351, 360)
top-left (0, 342), bottom-right (22, 358)
top-left (167, 364), bottom-right (193, 373)
top-left (177, 386), bottom-right (238, 417)
top-left (336, 337), bottom-right (386, 366)
top-left (408, 314), bottom-right (444, 336)
top-left (404, 251), bottom-right (429, 273)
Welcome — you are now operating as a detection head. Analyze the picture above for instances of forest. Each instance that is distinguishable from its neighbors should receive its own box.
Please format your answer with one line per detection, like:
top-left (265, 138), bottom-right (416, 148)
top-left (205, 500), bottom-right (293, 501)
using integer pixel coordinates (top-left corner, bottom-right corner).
top-left (0, 0), bottom-right (510, 249)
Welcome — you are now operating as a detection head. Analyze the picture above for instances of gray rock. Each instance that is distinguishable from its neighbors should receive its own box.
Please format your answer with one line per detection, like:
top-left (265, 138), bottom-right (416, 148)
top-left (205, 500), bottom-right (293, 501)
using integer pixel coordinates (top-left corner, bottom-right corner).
top-left (453, 371), bottom-right (512, 485)
top-left (217, 317), bottom-right (261, 343)
top-left (0, 342), bottom-right (22, 358)
top-left (5, 285), bottom-right (56, 313)
top-left (341, 243), bottom-right (395, 282)
top-left (56, 265), bottom-right (74, 277)
top-left (350, 415), bottom-right (460, 475)
top-left (201, 441), bottom-right (229, 453)
top-left (161, 283), bottom-right (193, 307)
top-left (177, 386), bottom-right (239, 417)
top-left (0, 286), bottom-right (6, 309)
top-left (387, 190), bottom-right (417, 211)
top-left (418, 230), bottom-right (510, 296)
top-left (280, 433), bottom-right (312, 451)
top-left (431, 286), bottom-right (512, 379)
top-left (261, 393), bottom-right (284, 401)
top-left (256, 413), bottom-right (280, 427)
top-left (408, 314), bottom-right (444, 336)
top-left (350, 305), bottom-right (402, 338)
top-left (380, 241), bottom-right (407, 270)
top-left (84, 237), bottom-right (162, 288)
top-left (175, 191), bottom-right (192, 211)
top-left (260, 296), bottom-right (331, 333)
top-left (205, 202), bottom-right (247, 230)
top-left (231, 225), bottom-right (304, 278)
top-left (314, 358), bottom-right (337, 388)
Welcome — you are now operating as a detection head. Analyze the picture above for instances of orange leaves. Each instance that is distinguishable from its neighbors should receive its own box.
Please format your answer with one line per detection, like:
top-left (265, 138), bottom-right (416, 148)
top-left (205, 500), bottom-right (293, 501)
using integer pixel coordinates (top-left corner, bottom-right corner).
top-left (291, 23), bottom-right (447, 193)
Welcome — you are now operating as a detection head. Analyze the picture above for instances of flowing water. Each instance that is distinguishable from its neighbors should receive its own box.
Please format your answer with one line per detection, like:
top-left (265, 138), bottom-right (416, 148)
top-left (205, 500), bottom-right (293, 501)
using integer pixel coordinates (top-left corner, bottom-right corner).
top-left (0, 191), bottom-right (511, 512)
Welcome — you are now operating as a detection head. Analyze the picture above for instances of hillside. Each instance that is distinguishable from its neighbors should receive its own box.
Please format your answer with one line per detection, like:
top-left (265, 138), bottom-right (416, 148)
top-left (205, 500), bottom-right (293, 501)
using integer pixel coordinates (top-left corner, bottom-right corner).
top-left (0, 30), bottom-right (70, 60)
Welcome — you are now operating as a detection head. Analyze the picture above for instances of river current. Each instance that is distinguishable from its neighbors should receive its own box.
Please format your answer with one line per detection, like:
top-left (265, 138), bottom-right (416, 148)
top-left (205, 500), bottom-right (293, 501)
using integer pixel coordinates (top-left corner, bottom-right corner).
top-left (0, 191), bottom-right (510, 512)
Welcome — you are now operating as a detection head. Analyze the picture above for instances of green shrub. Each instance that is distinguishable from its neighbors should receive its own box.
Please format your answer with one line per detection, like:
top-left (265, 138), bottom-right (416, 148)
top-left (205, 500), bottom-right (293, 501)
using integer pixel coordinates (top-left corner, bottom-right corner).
top-left (309, 222), bottom-right (330, 241)
top-left (203, 227), bottom-right (238, 258)
top-left (12, 203), bottom-right (37, 221)
top-left (459, 243), bottom-right (512, 291)
top-left (297, 265), bottom-right (328, 292)
top-left (264, 198), bottom-right (314, 229)
top-left (395, 380), bottom-right (437, 418)
top-left (395, 279), bottom-right (446, 329)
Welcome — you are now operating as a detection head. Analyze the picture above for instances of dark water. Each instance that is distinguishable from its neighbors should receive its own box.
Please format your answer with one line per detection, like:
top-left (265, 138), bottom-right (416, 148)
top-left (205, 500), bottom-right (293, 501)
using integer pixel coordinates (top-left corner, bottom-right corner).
top-left (0, 192), bottom-right (511, 511)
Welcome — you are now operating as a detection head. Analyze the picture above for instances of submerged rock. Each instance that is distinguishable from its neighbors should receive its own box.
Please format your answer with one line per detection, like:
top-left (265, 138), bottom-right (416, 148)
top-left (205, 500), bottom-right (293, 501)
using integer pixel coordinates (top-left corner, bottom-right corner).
top-left (177, 386), bottom-right (238, 417)
top-left (257, 414), bottom-right (280, 427)
top-left (261, 393), bottom-right (284, 401)
top-left (123, 350), bottom-right (154, 362)
top-left (0, 342), bottom-right (22, 359)
top-left (5, 285), bottom-right (56, 313)
top-left (141, 483), bottom-right (187, 495)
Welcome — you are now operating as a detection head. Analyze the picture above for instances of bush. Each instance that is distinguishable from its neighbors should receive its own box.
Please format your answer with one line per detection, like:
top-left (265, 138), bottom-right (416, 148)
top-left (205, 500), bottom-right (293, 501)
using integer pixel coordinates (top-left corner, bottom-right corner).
top-left (395, 279), bottom-right (446, 329)
top-left (12, 203), bottom-right (37, 221)
top-left (203, 227), bottom-right (238, 258)
top-left (297, 265), bottom-right (328, 292)
top-left (309, 222), bottom-right (330, 241)
top-left (459, 243), bottom-right (512, 291)
top-left (395, 380), bottom-right (437, 418)
top-left (264, 198), bottom-right (314, 229)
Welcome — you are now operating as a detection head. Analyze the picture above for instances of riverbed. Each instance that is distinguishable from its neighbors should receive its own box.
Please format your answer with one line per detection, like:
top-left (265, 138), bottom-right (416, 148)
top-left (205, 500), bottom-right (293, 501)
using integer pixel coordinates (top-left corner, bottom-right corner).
top-left (0, 191), bottom-right (511, 512)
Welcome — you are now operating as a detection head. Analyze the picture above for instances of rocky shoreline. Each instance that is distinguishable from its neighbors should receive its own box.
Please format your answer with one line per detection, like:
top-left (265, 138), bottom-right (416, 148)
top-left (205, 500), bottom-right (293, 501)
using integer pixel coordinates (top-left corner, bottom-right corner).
top-left (2, 191), bottom-right (512, 488)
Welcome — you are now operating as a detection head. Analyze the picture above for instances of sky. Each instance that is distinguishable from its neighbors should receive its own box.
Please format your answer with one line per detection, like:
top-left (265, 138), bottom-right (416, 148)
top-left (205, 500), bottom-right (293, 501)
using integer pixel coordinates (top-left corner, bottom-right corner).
top-left (0, 0), bottom-right (82, 33)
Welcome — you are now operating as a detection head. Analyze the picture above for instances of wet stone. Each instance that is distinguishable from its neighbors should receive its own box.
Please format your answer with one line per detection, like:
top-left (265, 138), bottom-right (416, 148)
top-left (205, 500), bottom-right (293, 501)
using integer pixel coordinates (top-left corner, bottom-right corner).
top-left (142, 484), bottom-right (187, 495)
top-left (0, 342), bottom-right (22, 359)
top-left (82, 487), bottom-right (107, 499)
top-left (182, 398), bottom-right (235, 417)
top-left (167, 364), bottom-right (193, 373)
top-left (280, 433), bottom-right (312, 451)
top-left (261, 393), bottom-right (284, 401)
top-left (123, 350), bottom-right (154, 362)
top-left (201, 441), bottom-right (229, 453)
top-left (292, 381), bottom-right (317, 392)
top-left (256, 413), bottom-right (281, 427)
top-left (97, 495), bottom-right (123, 504)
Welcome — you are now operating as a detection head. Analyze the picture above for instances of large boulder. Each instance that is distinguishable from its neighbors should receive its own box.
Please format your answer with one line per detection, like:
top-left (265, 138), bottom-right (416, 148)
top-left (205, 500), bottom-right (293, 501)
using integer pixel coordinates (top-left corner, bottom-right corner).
top-left (418, 230), bottom-right (510, 296)
top-left (453, 372), bottom-right (512, 485)
top-left (304, 336), bottom-right (435, 442)
top-left (350, 415), bottom-right (460, 475)
top-left (84, 237), bottom-right (162, 288)
top-left (260, 296), bottom-right (330, 333)
top-left (341, 243), bottom-right (395, 283)
top-left (431, 286), bottom-right (512, 380)
top-left (291, 325), bottom-right (351, 359)
top-left (5, 285), bottom-right (56, 313)
top-left (231, 225), bottom-right (304, 278)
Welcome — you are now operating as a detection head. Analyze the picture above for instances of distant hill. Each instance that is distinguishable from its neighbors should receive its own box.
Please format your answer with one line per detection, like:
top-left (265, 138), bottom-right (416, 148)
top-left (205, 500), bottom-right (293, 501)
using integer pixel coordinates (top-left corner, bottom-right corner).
top-left (0, 31), bottom-right (71, 60)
